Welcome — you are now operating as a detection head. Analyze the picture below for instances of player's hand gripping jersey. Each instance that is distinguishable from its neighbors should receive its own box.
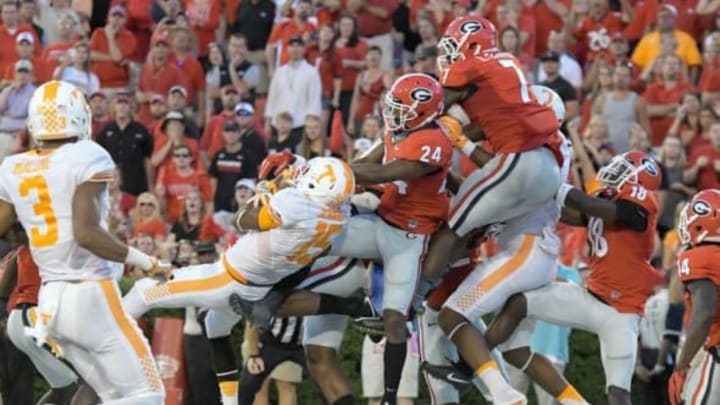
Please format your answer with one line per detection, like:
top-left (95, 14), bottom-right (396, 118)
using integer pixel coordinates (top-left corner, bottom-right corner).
top-left (438, 16), bottom-right (562, 163)
top-left (377, 125), bottom-right (453, 234)
top-left (0, 140), bottom-right (119, 281)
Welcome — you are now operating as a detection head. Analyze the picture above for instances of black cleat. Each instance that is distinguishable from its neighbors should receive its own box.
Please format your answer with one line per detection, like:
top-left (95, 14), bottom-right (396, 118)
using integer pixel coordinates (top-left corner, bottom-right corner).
top-left (421, 361), bottom-right (474, 391)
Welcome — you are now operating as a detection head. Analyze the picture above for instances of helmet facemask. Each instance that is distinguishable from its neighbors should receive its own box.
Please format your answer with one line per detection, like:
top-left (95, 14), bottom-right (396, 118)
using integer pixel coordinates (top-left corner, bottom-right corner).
top-left (382, 94), bottom-right (418, 133)
top-left (597, 155), bottom-right (638, 190)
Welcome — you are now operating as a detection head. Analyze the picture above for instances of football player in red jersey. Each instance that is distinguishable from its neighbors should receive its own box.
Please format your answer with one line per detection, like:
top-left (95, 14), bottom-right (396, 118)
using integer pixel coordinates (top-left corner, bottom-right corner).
top-left (421, 15), bottom-right (565, 288)
top-left (484, 151), bottom-right (662, 405)
top-left (669, 190), bottom-right (720, 405)
top-left (327, 73), bottom-right (454, 405)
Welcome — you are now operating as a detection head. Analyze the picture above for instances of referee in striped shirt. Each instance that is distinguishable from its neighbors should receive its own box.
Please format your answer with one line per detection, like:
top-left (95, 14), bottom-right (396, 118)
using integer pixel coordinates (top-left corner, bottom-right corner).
top-left (239, 316), bottom-right (306, 405)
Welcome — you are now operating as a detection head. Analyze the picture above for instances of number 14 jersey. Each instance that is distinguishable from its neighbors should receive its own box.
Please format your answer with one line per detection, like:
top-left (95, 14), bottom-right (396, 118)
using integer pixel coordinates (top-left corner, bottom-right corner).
top-left (0, 140), bottom-right (119, 282)
top-left (586, 184), bottom-right (659, 315)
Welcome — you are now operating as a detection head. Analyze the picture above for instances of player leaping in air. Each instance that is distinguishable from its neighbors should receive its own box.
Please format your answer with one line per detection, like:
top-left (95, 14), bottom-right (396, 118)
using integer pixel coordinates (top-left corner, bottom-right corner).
top-left (261, 72), bottom-right (454, 405)
top-left (0, 81), bottom-right (166, 404)
top-left (668, 189), bottom-right (720, 405)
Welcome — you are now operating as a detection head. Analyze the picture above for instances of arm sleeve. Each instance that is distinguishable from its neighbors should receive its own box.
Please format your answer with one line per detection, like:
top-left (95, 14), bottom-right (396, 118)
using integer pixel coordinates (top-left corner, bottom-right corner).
top-left (268, 188), bottom-right (306, 227)
top-left (615, 198), bottom-right (649, 232)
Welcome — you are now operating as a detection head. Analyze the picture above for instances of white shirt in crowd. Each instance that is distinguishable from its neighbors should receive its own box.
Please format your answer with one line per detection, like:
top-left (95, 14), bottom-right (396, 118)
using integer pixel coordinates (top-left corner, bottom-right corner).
top-left (264, 59), bottom-right (322, 129)
top-left (535, 53), bottom-right (583, 89)
top-left (53, 66), bottom-right (100, 96)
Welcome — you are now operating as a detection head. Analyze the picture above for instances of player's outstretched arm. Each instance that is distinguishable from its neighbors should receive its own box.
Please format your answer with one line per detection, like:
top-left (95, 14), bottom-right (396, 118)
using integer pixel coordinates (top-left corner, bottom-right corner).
top-left (674, 279), bottom-right (716, 373)
top-left (556, 185), bottom-right (649, 231)
top-left (73, 182), bottom-right (163, 275)
top-left (0, 200), bottom-right (17, 238)
top-left (351, 139), bottom-right (384, 164)
top-left (351, 159), bottom-right (437, 184)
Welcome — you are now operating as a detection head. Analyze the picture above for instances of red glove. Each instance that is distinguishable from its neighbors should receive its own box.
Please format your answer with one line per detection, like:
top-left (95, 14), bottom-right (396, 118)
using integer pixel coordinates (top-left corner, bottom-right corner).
top-left (668, 368), bottom-right (687, 405)
top-left (259, 151), bottom-right (295, 180)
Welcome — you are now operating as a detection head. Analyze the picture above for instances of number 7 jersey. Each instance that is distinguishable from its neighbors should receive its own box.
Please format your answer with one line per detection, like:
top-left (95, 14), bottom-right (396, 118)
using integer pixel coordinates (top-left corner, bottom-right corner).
top-left (586, 184), bottom-right (659, 315)
top-left (0, 140), bottom-right (119, 282)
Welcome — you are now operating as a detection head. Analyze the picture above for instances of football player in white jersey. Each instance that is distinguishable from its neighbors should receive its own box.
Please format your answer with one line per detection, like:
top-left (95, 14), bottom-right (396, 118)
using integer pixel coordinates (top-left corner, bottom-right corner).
top-left (122, 157), bottom-right (373, 402)
top-left (0, 81), bottom-right (166, 404)
top-left (417, 86), bottom-right (589, 405)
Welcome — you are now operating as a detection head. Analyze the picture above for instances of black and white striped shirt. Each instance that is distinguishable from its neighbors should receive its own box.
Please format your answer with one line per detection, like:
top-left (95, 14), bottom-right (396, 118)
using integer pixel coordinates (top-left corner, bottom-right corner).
top-left (262, 316), bottom-right (304, 348)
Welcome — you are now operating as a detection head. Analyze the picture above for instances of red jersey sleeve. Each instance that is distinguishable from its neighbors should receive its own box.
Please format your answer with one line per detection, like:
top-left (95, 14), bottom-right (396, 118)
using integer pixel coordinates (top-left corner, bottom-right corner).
top-left (678, 246), bottom-right (720, 286)
top-left (394, 128), bottom-right (453, 168)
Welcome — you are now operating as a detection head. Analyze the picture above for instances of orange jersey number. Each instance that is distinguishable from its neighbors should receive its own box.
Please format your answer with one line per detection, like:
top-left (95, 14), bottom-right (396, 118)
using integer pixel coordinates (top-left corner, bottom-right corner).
top-left (19, 175), bottom-right (58, 248)
top-left (286, 220), bottom-right (343, 266)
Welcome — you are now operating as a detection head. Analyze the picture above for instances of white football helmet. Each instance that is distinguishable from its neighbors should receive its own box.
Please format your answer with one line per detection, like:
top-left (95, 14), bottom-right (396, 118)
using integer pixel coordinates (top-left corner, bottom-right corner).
top-left (532, 85), bottom-right (565, 123)
top-left (27, 80), bottom-right (91, 142)
top-left (294, 157), bottom-right (356, 206)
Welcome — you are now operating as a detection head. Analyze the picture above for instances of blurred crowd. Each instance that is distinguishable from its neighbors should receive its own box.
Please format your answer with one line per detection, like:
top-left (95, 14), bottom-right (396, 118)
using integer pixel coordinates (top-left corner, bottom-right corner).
top-left (0, 0), bottom-right (719, 403)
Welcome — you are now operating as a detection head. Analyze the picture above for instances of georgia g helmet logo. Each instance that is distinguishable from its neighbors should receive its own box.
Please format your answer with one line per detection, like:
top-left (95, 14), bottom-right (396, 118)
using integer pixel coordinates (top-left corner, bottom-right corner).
top-left (459, 21), bottom-right (484, 34)
top-left (692, 200), bottom-right (712, 216)
top-left (641, 158), bottom-right (658, 176)
top-left (410, 88), bottom-right (433, 103)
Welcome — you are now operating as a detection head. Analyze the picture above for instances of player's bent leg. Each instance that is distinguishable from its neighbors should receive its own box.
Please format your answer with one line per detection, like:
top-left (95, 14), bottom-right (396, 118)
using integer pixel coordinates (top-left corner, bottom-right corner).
top-left (598, 313), bottom-right (639, 405)
top-left (417, 305), bottom-right (461, 405)
top-left (6, 307), bottom-right (78, 390)
top-left (327, 214), bottom-right (382, 260)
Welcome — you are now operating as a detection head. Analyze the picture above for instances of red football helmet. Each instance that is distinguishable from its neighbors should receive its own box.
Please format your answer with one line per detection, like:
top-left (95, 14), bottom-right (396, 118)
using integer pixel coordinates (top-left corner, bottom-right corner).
top-left (382, 73), bottom-right (443, 132)
top-left (596, 151), bottom-right (662, 191)
top-left (678, 189), bottom-right (720, 245)
top-left (437, 16), bottom-right (498, 67)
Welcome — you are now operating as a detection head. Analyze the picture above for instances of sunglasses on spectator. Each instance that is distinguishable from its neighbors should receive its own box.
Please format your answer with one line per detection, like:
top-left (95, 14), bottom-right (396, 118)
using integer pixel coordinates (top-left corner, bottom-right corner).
top-left (173, 153), bottom-right (191, 158)
top-left (17, 68), bottom-right (30, 73)
top-left (139, 202), bottom-right (155, 207)
top-left (111, 12), bottom-right (124, 17)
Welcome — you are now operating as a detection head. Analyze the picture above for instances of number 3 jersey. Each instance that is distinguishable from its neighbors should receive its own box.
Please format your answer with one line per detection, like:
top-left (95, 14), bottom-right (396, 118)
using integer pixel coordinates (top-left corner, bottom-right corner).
top-left (0, 140), bottom-right (119, 282)
top-left (678, 245), bottom-right (720, 349)
top-left (223, 187), bottom-right (348, 300)
top-left (586, 183), bottom-right (659, 315)
top-left (377, 124), bottom-right (453, 234)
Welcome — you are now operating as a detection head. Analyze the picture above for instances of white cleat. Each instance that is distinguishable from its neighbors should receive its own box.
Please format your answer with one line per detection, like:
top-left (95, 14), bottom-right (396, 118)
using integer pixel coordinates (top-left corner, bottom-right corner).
top-left (493, 388), bottom-right (527, 405)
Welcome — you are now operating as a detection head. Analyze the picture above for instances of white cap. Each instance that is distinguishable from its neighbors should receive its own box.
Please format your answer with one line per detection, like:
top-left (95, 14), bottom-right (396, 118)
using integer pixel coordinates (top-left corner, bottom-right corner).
top-left (235, 178), bottom-right (256, 190)
top-left (16, 32), bottom-right (34, 45)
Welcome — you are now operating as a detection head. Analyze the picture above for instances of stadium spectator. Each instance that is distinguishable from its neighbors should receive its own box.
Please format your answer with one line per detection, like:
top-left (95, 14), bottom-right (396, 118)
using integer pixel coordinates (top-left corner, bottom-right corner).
top-left (220, 34), bottom-right (260, 104)
top-left (297, 115), bottom-right (331, 159)
top-left (170, 26), bottom-right (206, 126)
top-left (566, 0), bottom-right (625, 64)
top-left (137, 32), bottom-right (186, 117)
top-left (155, 143), bottom-right (213, 223)
top-left (51, 41), bottom-right (100, 96)
top-left (656, 136), bottom-right (691, 236)
top-left (183, 0), bottom-right (221, 59)
top-left (170, 189), bottom-right (208, 242)
top-left (538, 30), bottom-right (583, 91)
top-left (204, 42), bottom-right (226, 117)
top-left (200, 85), bottom-right (242, 166)
top-left (37, 0), bottom-right (74, 45)
top-left (166, 85), bottom-right (201, 139)
top-left (493, 0), bottom-right (536, 65)
top-left (348, 0), bottom-right (399, 70)
top-left (631, 5), bottom-right (702, 83)
top-left (684, 121), bottom-right (720, 190)
top-left (3, 32), bottom-right (42, 85)
top-left (334, 15), bottom-right (369, 127)
top-left (199, 178), bottom-right (254, 244)
top-left (539, 50), bottom-right (579, 122)
top-left (230, 0), bottom-right (276, 95)
top-left (315, 24), bottom-right (340, 129)
top-left (499, 26), bottom-right (533, 77)
top-left (89, 4), bottom-right (136, 97)
top-left (18, 0), bottom-right (43, 44)
top-left (593, 64), bottom-right (650, 153)
top-left (208, 120), bottom-right (260, 212)
top-left (699, 31), bottom-right (720, 103)
top-left (88, 91), bottom-right (111, 139)
top-left (40, 12), bottom-right (80, 83)
top-left (95, 94), bottom-right (155, 204)
top-left (268, 111), bottom-right (303, 153)
top-left (643, 54), bottom-right (694, 146)
top-left (347, 46), bottom-right (392, 135)
top-left (264, 36), bottom-right (322, 137)
top-left (667, 91), bottom-right (703, 147)
top-left (0, 60), bottom-right (35, 162)
top-left (0, 1), bottom-right (40, 77)
top-left (129, 192), bottom-right (168, 242)
top-left (266, 0), bottom-right (318, 76)
top-left (152, 111), bottom-right (200, 173)
top-left (137, 94), bottom-right (169, 134)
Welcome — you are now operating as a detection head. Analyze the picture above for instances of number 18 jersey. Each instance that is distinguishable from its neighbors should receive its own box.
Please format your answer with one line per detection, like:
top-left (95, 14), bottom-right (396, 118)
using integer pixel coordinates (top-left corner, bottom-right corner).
top-left (377, 124), bottom-right (452, 234)
top-left (0, 140), bottom-right (119, 282)
top-left (586, 184), bottom-right (659, 315)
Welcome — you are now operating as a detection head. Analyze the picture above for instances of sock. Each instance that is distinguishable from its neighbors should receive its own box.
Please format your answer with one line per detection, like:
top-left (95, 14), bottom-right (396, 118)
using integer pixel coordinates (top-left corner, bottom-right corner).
top-left (382, 341), bottom-right (407, 404)
top-left (318, 293), bottom-right (367, 316)
top-left (475, 360), bottom-right (513, 397)
top-left (218, 380), bottom-right (238, 405)
top-left (557, 384), bottom-right (587, 404)
top-left (331, 394), bottom-right (357, 405)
